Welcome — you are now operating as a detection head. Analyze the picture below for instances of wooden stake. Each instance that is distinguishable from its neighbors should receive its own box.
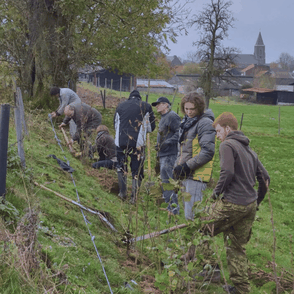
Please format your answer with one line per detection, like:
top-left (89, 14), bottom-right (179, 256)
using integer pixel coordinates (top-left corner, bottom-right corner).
top-left (131, 223), bottom-right (187, 243)
top-left (34, 181), bottom-right (117, 232)
top-left (61, 127), bottom-right (75, 153)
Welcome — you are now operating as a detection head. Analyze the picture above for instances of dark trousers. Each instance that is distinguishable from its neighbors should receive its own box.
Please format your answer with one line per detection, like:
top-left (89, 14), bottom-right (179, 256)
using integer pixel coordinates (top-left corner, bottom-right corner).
top-left (116, 146), bottom-right (145, 181)
top-left (92, 159), bottom-right (117, 170)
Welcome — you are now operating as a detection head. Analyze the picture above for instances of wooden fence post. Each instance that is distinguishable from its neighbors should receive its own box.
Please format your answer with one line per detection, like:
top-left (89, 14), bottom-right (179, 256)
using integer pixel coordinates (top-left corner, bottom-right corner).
top-left (240, 113), bottom-right (244, 130)
top-left (278, 107), bottom-right (281, 135)
top-left (105, 78), bottom-right (107, 89)
top-left (120, 77), bottom-right (122, 98)
top-left (14, 94), bottom-right (26, 168)
top-left (110, 79), bottom-right (113, 94)
top-left (0, 104), bottom-right (10, 199)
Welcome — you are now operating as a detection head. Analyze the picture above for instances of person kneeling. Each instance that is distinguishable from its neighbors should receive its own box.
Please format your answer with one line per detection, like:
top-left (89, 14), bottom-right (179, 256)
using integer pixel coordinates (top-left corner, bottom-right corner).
top-left (92, 125), bottom-right (117, 170)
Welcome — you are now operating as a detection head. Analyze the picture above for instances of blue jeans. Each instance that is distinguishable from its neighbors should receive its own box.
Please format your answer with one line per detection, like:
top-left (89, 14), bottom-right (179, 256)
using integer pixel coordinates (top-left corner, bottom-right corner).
top-left (159, 154), bottom-right (179, 214)
top-left (159, 154), bottom-right (177, 183)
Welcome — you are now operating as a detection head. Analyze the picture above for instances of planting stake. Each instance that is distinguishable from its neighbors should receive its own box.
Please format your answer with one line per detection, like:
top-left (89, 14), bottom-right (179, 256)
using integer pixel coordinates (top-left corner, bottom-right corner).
top-left (61, 127), bottom-right (75, 154)
top-left (130, 223), bottom-right (187, 242)
top-left (34, 181), bottom-right (117, 232)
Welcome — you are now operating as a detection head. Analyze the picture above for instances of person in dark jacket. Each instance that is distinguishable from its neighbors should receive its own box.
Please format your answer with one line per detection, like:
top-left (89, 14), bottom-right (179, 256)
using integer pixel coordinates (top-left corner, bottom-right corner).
top-left (152, 96), bottom-right (181, 214)
top-left (114, 90), bottom-right (156, 203)
top-left (199, 112), bottom-right (270, 294)
top-left (59, 103), bottom-right (102, 147)
top-left (173, 92), bottom-right (216, 220)
top-left (92, 125), bottom-right (117, 170)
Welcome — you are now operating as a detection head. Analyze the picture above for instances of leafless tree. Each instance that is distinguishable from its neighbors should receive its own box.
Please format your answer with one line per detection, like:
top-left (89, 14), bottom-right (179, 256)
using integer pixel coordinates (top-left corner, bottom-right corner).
top-left (279, 52), bottom-right (294, 71)
top-left (190, 0), bottom-right (238, 108)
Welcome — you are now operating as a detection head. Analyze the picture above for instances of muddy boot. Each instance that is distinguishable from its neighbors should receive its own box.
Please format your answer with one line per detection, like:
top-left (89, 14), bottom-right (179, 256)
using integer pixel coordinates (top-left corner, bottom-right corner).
top-left (130, 178), bottom-right (141, 204)
top-left (117, 171), bottom-right (127, 200)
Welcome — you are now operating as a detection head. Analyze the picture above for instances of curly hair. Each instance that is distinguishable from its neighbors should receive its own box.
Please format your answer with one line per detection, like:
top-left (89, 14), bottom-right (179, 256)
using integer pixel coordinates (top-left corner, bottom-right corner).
top-left (180, 92), bottom-right (205, 116)
top-left (212, 112), bottom-right (238, 130)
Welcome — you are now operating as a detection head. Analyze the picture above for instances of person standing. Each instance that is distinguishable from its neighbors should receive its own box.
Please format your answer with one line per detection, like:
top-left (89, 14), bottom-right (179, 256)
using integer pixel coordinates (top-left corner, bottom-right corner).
top-left (114, 90), bottom-right (155, 203)
top-left (173, 92), bottom-right (216, 220)
top-left (198, 112), bottom-right (270, 294)
top-left (151, 97), bottom-right (181, 214)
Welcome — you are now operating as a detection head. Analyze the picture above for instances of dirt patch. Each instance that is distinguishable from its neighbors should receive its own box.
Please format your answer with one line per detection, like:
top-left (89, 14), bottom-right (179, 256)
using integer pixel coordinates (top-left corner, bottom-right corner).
top-left (86, 168), bottom-right (119, 194)
top-left (77, 86), bottom-right (127, 109)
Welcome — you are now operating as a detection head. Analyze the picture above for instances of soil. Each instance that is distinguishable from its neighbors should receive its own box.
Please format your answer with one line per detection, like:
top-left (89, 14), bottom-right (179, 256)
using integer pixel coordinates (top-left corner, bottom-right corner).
top-left (76, 85), bottom-right (127, 108)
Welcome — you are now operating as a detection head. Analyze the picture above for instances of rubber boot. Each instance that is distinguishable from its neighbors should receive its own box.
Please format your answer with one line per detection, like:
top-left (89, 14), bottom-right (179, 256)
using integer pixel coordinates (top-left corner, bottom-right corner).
top-left (117, 171), bottom-right (127, 200)
top-left (130, 178), bottom-right (141, 204)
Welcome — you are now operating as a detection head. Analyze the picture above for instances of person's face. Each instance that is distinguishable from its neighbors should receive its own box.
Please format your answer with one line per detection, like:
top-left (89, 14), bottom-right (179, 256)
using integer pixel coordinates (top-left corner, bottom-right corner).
top-left (155, 102), bottom-right (169, 114)
top-left (215, 124), bottom-right (229, 142)
top-left (184, 102), bottom-right (198, 118)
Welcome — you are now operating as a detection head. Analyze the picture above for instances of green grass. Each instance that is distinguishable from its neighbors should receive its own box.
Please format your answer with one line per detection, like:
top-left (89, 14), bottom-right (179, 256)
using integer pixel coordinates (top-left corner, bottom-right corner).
top-left (1, 86), bottom-right (294, 293)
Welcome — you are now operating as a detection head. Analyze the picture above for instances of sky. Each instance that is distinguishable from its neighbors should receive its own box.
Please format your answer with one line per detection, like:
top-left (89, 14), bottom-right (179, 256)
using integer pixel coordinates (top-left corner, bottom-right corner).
top-left (167, 0), bottom-right (294, 64)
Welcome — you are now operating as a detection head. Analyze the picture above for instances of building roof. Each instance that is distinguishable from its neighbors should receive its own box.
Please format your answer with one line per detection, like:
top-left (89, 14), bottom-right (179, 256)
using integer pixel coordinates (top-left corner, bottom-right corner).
top-left (136, 79), bottom-right (175, 88)
top-left (255, 70), bottom-right (269, 77)
top-left (234, 54), bottom-right (258, 66)
top-left (243, 87), bottom-right (275, 93)
top-left (255, 32), bottom-right (265, 46)
top-left (241, 64), bottom-right (255, 72)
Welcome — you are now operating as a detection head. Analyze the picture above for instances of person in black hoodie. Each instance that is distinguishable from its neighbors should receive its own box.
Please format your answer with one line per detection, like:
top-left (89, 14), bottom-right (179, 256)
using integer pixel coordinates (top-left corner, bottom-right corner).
top-left (114, 90), bottom-right (155, 203)
top-left (200, 112), bottom-right (270, 294)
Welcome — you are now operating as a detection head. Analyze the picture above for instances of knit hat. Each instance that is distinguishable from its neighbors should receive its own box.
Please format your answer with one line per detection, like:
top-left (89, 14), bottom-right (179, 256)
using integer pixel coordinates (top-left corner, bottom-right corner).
top-left (129, 90), bottom-right (141, 99)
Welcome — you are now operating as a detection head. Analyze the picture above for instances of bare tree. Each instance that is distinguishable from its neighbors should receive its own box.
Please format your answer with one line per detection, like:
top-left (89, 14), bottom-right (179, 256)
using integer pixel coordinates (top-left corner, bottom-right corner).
top-left (279, 52), bottom-right (294, 71)
top-left (190, 0), bottom-right (238, 108)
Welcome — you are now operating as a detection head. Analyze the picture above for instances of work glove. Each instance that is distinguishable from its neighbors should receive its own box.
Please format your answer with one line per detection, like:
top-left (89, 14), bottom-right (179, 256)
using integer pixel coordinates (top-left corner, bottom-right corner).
top-left (155, 144), bottom-right (159, 152)
top-left (173, 163), bottom-right (191, 179)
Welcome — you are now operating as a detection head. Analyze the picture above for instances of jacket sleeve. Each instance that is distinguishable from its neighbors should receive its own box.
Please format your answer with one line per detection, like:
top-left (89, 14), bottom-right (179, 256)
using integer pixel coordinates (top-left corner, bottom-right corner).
top-left (163, 114), bottom-right (181, 145)
top-left (186, 118), bottom-right (216, 170)
top-left (213, 142), bottom-right (235, 195)
top-left (56, 92), bottom-right (70, 115)
top-left (256, 159), bottom-right (270, 205)
top-left (148, 104), bottom-right (156, 132)
top-left (62, 116), bottom-right (71, 125)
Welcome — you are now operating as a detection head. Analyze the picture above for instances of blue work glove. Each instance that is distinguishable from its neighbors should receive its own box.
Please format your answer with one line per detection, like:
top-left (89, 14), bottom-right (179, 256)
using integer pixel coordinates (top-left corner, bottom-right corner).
top-left (173, 163), bottom-right (191, 179)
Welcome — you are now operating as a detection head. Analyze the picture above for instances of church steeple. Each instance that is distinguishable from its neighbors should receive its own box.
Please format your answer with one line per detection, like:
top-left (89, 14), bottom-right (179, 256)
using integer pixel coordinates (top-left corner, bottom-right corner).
top-left (254, 32), bottom-right (265, 65)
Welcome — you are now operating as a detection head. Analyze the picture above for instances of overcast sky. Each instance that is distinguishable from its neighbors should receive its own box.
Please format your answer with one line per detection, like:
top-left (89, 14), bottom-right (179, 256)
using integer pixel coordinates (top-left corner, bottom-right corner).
top-left (167, 0), bottom-right (293, 63)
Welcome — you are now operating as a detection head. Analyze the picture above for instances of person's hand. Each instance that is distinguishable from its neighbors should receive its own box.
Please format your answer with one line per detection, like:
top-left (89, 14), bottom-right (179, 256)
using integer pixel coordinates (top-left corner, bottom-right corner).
top-left (59, 123), bottom-right (66, 129)
top-left (50, 111), bottom-right (57, 118)
top-left (155, 145), bottom-right (159, 152)
top-left (173, 163), bottom-right (191, 179)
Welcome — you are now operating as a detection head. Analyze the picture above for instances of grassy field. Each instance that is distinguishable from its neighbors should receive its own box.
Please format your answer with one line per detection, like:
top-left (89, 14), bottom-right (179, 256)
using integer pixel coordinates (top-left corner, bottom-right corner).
top-left (1, 83), bottom-right (294, 293)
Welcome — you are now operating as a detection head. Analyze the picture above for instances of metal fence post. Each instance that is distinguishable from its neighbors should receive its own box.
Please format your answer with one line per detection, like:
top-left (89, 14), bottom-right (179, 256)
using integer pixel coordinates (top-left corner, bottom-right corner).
top-left (0, 104), bottom-right (11, 199)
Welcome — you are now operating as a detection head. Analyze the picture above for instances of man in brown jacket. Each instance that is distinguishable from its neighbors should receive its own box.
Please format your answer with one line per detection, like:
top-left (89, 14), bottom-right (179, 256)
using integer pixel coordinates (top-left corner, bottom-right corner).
top-left (199, 112), bottom-right (270, 293)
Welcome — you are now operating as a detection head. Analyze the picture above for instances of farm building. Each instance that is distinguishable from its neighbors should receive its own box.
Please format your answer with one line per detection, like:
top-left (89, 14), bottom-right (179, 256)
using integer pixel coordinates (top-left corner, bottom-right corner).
top-left (79, 66), bottom-right (135, 92)
top-left (136, 79), bottom-right (176, 94)
top-left (244, 88), bottom-right (294, 105)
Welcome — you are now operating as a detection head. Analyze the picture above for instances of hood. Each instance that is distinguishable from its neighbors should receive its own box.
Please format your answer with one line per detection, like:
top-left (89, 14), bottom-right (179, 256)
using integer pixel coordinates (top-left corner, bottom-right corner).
top-left (200, 108), bottom-right (215, 121)
top-left (128, 90), bottom-right (141, 100)
top-left (225, 131), bottom-right (250, 146)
